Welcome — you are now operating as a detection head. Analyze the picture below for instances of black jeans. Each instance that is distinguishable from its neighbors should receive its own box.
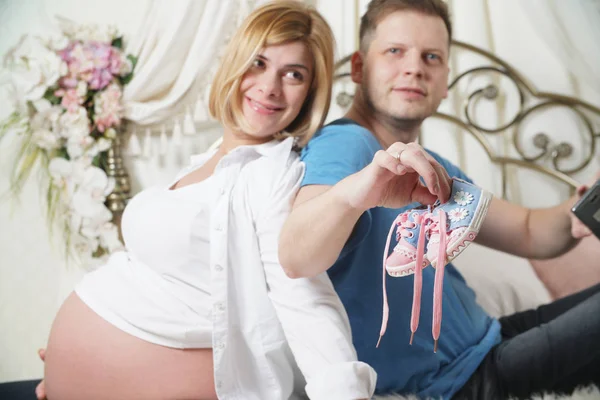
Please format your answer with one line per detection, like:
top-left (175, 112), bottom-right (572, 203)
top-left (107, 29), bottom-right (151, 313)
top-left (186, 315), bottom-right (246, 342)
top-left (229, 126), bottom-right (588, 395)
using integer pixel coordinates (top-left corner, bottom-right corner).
top-left (0, 379), bottom-right (41, 399)
top-left (454, 283), bottom-right (600, 400)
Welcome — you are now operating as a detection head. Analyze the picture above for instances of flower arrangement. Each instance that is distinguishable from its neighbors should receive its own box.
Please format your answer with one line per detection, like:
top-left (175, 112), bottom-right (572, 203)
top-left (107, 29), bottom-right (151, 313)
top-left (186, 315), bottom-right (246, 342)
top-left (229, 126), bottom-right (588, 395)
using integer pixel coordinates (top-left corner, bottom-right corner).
top-left (0, 21), bottom-right (137, 264)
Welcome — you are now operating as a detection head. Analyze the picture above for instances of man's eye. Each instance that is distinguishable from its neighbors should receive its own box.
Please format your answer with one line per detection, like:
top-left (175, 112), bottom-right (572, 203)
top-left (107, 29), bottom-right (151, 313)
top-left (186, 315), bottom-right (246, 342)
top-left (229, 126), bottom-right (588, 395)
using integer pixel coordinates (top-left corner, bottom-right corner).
top-left (388, 48), bottom-right (400, 55)
top-left (425, 53), bottom-right (440, 61)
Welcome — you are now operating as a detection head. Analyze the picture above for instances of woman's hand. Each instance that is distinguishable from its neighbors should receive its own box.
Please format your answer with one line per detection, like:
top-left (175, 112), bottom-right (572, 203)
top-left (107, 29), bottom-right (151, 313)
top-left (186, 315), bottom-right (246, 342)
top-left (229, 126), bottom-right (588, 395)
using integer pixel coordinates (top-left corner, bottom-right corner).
top-left (35, 349), bottom-right (46, 400)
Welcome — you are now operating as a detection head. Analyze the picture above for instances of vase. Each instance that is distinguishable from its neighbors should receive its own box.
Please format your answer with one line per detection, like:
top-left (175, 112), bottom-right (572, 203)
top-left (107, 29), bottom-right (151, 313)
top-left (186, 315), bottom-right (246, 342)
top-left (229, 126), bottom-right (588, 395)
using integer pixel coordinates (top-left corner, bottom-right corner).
top-left (104, 133), bottom-right (131, 219)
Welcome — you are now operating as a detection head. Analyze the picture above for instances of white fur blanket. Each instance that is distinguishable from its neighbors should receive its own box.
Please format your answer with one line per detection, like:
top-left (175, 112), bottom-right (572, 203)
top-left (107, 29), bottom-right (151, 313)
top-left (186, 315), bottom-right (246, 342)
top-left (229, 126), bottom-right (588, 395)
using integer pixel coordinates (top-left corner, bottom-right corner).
top-left (372, 385), bottom-right (600, 399)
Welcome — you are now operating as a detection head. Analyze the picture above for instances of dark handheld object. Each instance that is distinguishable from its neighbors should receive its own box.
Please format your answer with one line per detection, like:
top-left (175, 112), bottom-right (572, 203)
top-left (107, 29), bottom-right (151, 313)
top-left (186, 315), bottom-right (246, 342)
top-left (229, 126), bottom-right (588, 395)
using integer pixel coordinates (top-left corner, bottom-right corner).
top-left (572, 179), bottom-right (600, 239)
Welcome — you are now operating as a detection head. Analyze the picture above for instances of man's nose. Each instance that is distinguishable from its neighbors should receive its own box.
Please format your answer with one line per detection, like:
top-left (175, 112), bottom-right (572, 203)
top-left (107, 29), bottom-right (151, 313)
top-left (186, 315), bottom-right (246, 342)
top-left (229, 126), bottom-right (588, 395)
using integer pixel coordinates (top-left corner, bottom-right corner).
top-left (402, 51), bottom-right (425, 78)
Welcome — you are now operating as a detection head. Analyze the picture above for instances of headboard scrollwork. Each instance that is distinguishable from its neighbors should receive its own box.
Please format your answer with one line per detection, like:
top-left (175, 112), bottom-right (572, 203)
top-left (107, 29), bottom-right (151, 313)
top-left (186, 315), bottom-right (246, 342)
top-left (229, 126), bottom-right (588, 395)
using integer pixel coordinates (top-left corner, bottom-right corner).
top-left (333, 41), bottom-right (600, 197)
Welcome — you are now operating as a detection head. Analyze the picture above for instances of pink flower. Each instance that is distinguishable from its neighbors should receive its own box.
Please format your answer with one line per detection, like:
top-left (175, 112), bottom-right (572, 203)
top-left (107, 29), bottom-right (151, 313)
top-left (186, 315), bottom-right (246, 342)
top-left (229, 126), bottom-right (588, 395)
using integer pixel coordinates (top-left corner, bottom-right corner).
top-left (88, 68), bottom-right (113, 90)
top-left (59, 41), bottom-right (118, 91)
top-left (109, 51), bottom-right (122, 75)
top-left (61, 88), bottom-right (83, 113)
top-left (93, 83), bottom-right (122, 132)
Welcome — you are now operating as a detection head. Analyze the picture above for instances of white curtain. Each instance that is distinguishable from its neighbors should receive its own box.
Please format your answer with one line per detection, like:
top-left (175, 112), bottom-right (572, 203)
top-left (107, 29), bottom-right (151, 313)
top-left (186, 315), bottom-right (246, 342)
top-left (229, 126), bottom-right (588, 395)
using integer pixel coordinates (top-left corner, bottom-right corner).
top-left (122, 0), bottom-right (253, 126)
top-left (520, 0), bottom-right (600, 96)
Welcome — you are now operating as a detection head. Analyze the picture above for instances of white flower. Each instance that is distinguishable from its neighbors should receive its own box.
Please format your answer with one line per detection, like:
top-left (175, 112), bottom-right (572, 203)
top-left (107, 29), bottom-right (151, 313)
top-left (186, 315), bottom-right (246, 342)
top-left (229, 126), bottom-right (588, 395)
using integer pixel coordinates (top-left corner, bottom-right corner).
top-left (71, 166), bottom-right (115, 219)
top-left (43, 34), bottom-right (70, 52)
top-left (119, 55), bottom-right (133, 76)
top-left (80, 208), bottom-right (113, 239)
top-left (66, 135), bottom-right (95, 159)
top-left (4, 35), bottom-right (67, 106)
top-left (32, 128), bottom-right (61, 150)
top-left (98, 222), bottom-right (125, 252)
top-left (453, 190), bottom-right (474, 206)
top-left (76, 81), bottom-right (88, 97)
top-left (32, 98), bottom-right (52, 113)
top-left (104, 128), bottom-right (117, 139)
top-left (58, 106), bottom-right (90, 139)
top-left (48, 157), bottom-right (88, 195)
top-left (97, 138), bottom-right (112, 152)
top-left (448, 208), bottom-right (469, 223)
top-left (57, 16), bottom-right (119, 43)
top-left (29, 104), bottom-right (63, 150)
top-left (71, 231), bottom-right (99, 261)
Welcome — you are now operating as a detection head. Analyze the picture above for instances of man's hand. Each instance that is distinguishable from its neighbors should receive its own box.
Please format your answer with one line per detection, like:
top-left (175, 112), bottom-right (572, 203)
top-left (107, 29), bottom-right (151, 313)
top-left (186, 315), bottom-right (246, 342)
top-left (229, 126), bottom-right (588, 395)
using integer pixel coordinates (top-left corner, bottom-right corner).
top-left (342, 142), bottom-right (452, 211)
top-left (35, 348), bottom-right (46, 400)
top-left (571, 172), bottom-right (600, 239)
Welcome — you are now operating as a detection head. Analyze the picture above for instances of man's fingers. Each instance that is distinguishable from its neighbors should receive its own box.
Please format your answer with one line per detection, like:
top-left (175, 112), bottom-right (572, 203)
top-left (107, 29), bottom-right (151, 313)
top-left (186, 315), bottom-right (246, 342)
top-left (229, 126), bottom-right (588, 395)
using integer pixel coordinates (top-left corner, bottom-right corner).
top-left (396, 146), bottom-right (441, 196)
top-left (373, 149), bottom-right (405, 175)
top-left (423, 152), bottom-right (451, 201)
top-left (411, 182), bottom-right (438, 205)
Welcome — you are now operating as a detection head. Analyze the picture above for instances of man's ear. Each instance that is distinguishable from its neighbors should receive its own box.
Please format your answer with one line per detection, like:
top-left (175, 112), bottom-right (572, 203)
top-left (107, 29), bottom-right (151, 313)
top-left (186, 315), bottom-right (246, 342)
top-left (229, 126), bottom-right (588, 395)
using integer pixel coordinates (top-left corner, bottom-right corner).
top-left (350, 51), bottom-right (364, 84)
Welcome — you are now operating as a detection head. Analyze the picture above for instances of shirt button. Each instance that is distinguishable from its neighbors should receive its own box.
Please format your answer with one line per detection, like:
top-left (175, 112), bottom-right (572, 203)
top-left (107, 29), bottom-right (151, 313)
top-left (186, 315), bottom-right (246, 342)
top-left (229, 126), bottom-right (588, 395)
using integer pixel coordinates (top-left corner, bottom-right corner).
top-left (214, 302), bottom-right (225, 312)
top-left (219, 188), bottom-right (226, 195)
top-left (215, 225), bottom-right (223, 232)
top-left (214, 264), bottom-right (223, 272)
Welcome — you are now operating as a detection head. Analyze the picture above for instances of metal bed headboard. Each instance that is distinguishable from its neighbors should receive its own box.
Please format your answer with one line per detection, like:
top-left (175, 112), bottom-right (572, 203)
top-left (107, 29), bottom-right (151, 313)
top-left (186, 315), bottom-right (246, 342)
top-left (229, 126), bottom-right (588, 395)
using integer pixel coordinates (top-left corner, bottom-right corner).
top-left (333, 40), bottom-right (600, 199)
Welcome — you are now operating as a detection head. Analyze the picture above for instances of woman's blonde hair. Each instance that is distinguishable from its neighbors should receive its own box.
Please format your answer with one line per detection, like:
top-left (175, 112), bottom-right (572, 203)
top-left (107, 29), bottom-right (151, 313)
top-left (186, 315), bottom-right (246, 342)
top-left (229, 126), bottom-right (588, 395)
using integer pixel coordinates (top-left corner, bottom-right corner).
top-left (208, 1), bottom-right (335, 147)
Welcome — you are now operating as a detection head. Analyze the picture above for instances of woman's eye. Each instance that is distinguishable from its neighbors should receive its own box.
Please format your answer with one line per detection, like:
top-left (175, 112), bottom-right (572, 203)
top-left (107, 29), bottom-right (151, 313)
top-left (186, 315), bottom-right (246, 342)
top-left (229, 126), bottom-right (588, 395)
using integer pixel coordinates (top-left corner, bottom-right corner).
top-left (388, 48), bottom-right (401, 55)
top-left (285, 70), bottom-right (304, 82)
top-left (252, 58), bottom-right (265, 68)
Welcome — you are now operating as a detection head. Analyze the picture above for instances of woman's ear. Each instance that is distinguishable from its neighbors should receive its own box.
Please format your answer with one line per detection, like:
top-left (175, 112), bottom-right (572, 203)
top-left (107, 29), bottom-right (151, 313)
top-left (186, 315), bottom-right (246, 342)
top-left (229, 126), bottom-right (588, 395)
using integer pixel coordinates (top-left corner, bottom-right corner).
top-left (350, 51), bottom-right (364, 84)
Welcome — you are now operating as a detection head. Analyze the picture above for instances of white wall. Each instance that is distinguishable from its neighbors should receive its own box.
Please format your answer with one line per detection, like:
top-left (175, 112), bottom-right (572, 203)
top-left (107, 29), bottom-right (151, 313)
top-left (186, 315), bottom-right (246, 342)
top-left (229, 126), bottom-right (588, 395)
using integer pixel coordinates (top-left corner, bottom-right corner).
top-left (1, 0), bottom-right (599, 382)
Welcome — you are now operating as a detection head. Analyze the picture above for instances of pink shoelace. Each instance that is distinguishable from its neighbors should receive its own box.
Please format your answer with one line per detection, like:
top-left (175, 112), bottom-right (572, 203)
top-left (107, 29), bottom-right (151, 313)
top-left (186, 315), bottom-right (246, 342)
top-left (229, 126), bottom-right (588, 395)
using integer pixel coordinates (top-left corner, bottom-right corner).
top-left (378, 209), bottom-right (448, 352)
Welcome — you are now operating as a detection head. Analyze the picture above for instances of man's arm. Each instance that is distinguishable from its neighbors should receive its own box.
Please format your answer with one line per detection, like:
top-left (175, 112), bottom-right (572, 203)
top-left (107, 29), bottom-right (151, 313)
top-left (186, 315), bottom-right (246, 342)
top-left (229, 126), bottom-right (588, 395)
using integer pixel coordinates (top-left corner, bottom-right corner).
top-left (476, 174), bottom-right (598, 259)
top-left (279, 142), bottom-right (452, 278)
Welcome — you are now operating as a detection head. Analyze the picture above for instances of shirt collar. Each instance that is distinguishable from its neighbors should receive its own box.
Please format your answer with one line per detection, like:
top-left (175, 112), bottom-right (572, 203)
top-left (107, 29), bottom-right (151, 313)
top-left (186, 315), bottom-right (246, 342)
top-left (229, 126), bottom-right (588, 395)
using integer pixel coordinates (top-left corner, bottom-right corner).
top-left (189, 137), bottom-right (295, 167)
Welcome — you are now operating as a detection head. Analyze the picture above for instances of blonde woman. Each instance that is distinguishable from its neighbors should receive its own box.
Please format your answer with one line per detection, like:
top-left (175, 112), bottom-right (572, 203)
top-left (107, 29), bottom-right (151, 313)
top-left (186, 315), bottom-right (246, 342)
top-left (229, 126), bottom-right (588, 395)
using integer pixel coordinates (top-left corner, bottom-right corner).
top-left (40, 2), bottom-right (377, 399)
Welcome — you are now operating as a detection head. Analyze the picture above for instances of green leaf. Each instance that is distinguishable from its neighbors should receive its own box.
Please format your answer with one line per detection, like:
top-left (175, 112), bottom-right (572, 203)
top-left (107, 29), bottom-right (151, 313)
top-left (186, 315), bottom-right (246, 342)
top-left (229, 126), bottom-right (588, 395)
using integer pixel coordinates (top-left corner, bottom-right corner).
top-left (111, 37), bottom-right (123, 49)
top-left (43, 86), bottom-right (61, 105)
top-left (127, 54), bottom-right (138, 70)
top-left (120, 73), bottom-right (133, 85)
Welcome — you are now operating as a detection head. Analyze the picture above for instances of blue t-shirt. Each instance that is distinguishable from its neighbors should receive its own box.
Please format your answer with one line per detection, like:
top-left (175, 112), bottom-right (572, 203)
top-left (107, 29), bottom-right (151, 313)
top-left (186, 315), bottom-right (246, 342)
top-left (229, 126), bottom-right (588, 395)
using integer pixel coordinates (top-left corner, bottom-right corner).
top-left (300, 119), bottom-right (501, 399)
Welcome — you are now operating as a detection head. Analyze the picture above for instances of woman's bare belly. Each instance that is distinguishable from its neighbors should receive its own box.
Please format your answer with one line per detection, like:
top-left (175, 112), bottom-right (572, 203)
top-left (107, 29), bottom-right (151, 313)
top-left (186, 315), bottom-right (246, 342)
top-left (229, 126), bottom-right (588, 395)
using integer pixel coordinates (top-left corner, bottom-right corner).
top-left (44, 293), bottom-right (216, 400)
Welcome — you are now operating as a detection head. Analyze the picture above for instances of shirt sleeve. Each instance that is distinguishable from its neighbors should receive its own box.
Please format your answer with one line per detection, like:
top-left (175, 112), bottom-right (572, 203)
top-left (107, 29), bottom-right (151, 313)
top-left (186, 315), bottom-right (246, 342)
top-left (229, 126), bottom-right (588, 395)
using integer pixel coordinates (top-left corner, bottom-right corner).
top-left (255, 155), bottom-right (377, 400)
top-left (300, 125), bottom-right (381, 187)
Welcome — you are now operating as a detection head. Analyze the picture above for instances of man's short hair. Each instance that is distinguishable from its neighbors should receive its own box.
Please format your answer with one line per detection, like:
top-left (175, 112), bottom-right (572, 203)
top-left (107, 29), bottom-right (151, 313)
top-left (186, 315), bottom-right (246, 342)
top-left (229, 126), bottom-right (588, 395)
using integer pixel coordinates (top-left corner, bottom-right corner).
top-left (359, 0), bottom-right (452, 52)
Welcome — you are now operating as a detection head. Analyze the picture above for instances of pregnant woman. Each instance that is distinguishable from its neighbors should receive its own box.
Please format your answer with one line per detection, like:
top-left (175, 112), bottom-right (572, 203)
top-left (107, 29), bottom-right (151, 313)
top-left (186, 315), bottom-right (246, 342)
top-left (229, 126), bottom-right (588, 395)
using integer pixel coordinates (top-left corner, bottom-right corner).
top-left (42, 2), bottom-right (377, 399)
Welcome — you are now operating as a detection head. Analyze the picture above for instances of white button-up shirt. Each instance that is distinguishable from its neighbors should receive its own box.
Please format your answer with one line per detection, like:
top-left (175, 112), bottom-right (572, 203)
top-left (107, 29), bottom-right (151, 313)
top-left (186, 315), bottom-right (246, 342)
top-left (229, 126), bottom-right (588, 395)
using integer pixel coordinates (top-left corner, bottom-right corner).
top-left (188, 137), bottom-right (377, 399)
top-left (77, 137), bottom-right (376, 399)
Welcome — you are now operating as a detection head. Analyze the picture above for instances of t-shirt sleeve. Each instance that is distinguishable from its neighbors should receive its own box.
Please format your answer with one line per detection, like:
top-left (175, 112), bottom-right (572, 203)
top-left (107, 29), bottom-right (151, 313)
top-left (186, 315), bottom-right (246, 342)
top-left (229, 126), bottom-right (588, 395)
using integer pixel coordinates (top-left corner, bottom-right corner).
top-left (300, 125), bottom-right (381, 187)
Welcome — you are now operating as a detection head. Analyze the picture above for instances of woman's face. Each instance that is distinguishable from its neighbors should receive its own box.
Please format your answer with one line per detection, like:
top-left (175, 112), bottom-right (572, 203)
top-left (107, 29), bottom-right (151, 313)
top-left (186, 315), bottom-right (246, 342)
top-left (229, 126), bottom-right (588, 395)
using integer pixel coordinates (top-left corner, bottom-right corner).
top-left (239, 41), bottom-right (313, 140)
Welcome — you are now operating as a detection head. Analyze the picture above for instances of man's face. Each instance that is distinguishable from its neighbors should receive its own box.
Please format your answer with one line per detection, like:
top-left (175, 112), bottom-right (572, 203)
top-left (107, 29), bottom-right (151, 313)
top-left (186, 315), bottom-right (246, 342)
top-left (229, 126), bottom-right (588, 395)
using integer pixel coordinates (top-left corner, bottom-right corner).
top-left (357, 11), bottom-right (450, 123)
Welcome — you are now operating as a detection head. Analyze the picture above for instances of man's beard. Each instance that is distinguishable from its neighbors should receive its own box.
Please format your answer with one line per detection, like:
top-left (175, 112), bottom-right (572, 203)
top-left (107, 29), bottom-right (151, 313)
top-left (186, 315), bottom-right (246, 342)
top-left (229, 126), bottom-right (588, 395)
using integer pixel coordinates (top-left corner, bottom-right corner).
top-left (360, 80), bottom-right (425, 132)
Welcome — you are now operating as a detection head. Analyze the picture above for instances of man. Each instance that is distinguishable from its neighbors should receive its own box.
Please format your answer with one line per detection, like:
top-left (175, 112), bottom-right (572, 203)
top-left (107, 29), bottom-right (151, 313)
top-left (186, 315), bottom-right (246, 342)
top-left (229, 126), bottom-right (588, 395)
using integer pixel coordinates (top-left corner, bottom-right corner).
top-left (279, 0), bottom-right (599, 399)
